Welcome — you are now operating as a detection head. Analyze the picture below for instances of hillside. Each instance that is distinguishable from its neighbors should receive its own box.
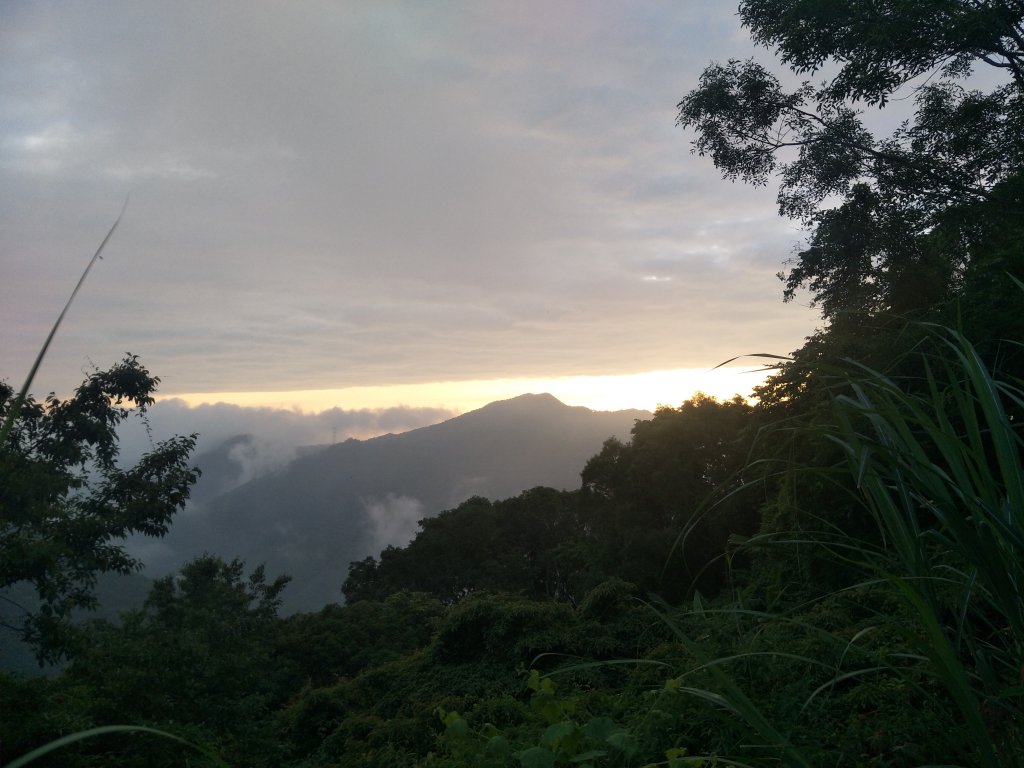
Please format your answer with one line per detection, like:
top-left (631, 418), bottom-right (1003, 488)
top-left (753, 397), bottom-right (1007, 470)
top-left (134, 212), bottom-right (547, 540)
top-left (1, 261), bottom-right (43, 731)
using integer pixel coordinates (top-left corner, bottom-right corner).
top-left (144, 394), bottom-right (647, 611)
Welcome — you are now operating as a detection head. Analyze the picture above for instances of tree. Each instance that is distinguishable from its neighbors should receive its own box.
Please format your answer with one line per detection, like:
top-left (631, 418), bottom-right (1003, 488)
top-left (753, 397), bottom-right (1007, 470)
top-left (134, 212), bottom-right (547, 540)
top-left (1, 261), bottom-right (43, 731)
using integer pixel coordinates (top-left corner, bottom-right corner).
top-left (580, 394), bottom-right (757, 598)
top-left (68, 556), bottom-right (290, 767)
top-left (343, 488), bottom-right (587, 605)
top-left (276, 590), bottom-right (444, 687)
top-left (677, 0), bottom-right (1024, 320)
top-left (0, 355), bottom-right (199, 661)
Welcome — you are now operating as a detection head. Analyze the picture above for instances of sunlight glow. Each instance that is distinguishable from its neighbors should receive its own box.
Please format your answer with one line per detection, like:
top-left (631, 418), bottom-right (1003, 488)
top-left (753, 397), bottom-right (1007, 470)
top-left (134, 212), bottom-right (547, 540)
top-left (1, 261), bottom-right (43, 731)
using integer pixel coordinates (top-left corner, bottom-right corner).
top-left (158, 366), bottom-right (772, 415)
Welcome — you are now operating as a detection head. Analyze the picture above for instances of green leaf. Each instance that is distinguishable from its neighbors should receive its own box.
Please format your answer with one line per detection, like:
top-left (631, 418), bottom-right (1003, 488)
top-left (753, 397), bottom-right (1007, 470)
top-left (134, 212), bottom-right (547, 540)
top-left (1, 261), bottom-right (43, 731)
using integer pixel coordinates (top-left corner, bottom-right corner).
top-left (606, 730), bottom-right (638, 758)
top-left (582, 716), bottom-right (617, 741)
top-left (443, 712), bottom-right (470, 739)
top-left (519, 745), bottom-right (557, 768)
top-left (486, 735), bottom-right (512, 759)
top-left (541, 720), bottom-right (582, 754)
top-left (570, 749), bottom-right (608, 763)
top-left (527, 668), bottom-right (542, 692)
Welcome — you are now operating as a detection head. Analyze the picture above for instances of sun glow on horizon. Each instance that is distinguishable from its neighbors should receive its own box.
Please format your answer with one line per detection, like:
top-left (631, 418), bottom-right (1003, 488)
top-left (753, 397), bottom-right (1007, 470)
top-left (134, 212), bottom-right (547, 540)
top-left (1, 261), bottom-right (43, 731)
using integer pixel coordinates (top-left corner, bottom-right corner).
top-left (157, 366), bottom-right (773, 415)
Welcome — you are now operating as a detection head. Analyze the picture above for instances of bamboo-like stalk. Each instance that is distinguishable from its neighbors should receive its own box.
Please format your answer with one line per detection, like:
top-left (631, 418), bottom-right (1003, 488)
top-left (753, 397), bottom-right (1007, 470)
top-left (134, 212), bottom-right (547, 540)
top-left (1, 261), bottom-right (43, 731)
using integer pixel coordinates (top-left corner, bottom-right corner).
top-left (0, 199), bottom-right (127, 446)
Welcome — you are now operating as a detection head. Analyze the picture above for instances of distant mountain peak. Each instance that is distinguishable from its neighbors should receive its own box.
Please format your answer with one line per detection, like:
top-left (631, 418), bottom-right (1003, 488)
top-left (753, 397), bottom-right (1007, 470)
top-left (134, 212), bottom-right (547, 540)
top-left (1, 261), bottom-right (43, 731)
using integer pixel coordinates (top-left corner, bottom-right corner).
top-left (482, 392), bottom-right (569, 410)
top-left (475, 392), bottom-right (649, 418)
top-left (506, 392), bottom-right (562, 403)
top-left (163, 390), bottom-right (650, 612)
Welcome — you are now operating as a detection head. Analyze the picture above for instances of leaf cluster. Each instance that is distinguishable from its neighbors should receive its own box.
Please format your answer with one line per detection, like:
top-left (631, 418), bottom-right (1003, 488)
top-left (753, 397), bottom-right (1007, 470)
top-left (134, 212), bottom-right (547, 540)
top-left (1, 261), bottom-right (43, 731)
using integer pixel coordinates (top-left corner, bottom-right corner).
top-left (0, 356), bottom-right (199, 662)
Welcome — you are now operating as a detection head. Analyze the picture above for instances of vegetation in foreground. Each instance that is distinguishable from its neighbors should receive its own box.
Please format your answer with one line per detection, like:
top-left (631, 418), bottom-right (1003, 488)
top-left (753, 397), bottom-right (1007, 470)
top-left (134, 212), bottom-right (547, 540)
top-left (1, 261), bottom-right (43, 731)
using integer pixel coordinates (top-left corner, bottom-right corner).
top-left (2, 2), bottom-right (1023, 766)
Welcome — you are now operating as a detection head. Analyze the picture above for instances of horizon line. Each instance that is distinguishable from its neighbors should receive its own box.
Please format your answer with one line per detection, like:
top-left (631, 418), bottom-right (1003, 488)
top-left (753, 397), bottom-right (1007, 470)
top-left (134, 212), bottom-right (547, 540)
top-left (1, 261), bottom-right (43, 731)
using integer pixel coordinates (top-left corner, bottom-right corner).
top-left (155, 366), bottom-right (770, 415)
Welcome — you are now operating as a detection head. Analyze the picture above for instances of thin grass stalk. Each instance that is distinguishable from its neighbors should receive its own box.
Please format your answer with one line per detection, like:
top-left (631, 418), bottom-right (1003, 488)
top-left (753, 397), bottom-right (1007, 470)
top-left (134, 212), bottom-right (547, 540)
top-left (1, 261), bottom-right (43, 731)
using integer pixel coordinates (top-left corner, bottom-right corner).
top-left (4, 724), bottom-right (228, 768)
top-left (0, 200), bottom-right (127, 447)
top-left (660, 620), bottom-right (815, 768)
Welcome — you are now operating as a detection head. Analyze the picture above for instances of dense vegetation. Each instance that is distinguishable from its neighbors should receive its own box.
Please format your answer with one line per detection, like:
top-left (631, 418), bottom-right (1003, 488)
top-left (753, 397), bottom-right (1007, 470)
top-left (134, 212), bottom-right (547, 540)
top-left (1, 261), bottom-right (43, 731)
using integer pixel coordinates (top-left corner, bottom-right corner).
top-left (3, 2), bottom-right (1023, 766)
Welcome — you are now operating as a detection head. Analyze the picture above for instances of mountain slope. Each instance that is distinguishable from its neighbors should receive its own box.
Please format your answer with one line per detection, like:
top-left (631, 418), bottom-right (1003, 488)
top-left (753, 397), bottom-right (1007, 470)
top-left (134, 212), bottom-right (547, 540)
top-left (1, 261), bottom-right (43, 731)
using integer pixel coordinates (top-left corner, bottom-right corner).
top-left (149, 394), bottom-right (647, 612)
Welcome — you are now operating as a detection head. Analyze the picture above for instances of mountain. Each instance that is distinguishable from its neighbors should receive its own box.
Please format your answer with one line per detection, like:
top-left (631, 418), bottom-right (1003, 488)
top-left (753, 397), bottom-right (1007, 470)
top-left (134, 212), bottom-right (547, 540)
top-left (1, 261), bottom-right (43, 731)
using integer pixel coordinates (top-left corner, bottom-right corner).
top-left (187, 433), bottom-right (257, 503)
top-left (146, 394), bottom-right (647, 612)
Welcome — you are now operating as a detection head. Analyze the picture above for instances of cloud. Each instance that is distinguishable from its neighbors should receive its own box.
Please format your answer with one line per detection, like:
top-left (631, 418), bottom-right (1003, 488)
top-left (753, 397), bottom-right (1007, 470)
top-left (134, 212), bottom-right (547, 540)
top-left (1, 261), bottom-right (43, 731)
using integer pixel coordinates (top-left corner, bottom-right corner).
top-left (362, 494), bottom-right (425, 552)
top-left (115, 398), bottom-right (456, 470)
top-left (114, 398), bottom-right (453, 569)
top-left (1, 1), bottom-right (822, 402)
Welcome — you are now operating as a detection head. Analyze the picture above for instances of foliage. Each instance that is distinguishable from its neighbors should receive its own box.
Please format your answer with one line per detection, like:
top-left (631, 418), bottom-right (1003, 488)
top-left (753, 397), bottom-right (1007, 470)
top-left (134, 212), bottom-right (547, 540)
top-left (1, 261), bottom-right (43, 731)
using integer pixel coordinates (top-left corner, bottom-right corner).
top-left (0, 672), bottom-right (93, 763)
top-left (678, 1), bottom-right (1023, 215)
top-left (62, 555), bottom-right (290, 767)
top-left (433, 672), bottom-right (646, 768)
top-left (344, 488), bottom-right (587, 604)
top-left (276, 590), bottom-right (445, 686)
top-left (276, 584), bottom-right (667, 767)
top-left (345, 395), bottom-right (758, 612)
top-left (675, 325), bottom-right (1024, 766)
top-left (678, 1), bottom-right (1024, 327)
top-left (7, 338), bottom-right (1022, 766)
top-left (581, 394), bottom-right (757, 598)
top-left (670, 8), bottom-right (1024, 758)
top-left (0, 356), bottom-right (199, 662)
top-left (825, 327), bottom-right (1024, 763)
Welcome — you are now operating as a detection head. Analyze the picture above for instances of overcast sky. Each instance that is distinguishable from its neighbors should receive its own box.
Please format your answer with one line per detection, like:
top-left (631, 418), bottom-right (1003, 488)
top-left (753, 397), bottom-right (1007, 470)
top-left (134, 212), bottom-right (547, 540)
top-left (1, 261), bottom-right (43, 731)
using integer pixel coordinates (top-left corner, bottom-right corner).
top-left (2, 1), bottom-right (820, 415)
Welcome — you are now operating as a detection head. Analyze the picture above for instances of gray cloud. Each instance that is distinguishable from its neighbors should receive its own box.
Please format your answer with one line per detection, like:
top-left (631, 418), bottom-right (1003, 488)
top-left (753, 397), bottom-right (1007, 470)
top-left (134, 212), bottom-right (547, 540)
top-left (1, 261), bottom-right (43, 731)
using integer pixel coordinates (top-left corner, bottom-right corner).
top-left (1, 1), bottom-right (820, 399)
top-left (362, 494), bottom-right (425, 553)
top-left (115, 398), bottom-right (455, 471)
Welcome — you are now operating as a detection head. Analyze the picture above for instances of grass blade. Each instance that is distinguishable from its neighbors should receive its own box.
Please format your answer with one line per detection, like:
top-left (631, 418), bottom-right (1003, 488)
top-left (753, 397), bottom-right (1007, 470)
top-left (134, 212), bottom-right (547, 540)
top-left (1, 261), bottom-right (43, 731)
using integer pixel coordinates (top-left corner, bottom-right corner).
top-left (0, 198), bottom-right (127, 446)
top-left (5, 724), bottom-right (228, 768)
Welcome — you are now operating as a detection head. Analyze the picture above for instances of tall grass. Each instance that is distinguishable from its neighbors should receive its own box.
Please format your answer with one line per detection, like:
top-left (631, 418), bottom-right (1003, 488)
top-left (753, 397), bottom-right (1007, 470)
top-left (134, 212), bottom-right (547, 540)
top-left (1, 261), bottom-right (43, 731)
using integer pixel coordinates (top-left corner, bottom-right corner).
top-left (824, 324), bottom-right (1024, 765)
top-left (650, 323), bottom-right (1024, 766)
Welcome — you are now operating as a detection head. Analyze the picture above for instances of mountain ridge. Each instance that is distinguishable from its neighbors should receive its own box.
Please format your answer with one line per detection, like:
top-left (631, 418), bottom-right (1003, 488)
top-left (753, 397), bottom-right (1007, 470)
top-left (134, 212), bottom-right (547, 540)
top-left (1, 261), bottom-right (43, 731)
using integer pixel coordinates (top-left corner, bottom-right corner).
top-left (144, 393), bottom-right (649, 612)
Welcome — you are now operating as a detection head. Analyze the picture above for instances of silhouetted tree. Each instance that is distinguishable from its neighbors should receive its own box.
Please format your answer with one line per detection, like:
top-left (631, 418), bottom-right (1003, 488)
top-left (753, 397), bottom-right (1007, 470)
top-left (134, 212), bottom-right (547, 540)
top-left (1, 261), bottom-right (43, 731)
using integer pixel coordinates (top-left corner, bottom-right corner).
top-left (0, 356), bottom-right (199, 661)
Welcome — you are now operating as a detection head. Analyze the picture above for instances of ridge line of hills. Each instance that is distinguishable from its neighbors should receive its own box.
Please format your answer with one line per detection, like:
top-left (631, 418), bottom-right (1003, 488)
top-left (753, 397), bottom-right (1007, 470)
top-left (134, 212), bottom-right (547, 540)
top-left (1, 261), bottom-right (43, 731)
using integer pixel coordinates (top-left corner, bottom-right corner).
top-left (139, 392), bottom-right (650, 612)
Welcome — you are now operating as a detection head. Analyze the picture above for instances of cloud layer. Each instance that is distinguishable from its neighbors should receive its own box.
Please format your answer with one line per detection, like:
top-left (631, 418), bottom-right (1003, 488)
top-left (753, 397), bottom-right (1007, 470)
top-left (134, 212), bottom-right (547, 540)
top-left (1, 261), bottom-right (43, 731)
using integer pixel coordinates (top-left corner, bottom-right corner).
top-left (1, 1), bottom-right (820, 401)
top-left (115, 398), bottom-right (455, 470)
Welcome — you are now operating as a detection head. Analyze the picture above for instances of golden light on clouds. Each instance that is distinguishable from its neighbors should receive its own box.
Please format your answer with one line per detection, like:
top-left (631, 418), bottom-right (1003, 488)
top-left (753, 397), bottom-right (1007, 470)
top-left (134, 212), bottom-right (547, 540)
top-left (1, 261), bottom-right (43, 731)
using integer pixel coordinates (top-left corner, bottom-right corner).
top-left (159, 366), bottom-right (770, 415)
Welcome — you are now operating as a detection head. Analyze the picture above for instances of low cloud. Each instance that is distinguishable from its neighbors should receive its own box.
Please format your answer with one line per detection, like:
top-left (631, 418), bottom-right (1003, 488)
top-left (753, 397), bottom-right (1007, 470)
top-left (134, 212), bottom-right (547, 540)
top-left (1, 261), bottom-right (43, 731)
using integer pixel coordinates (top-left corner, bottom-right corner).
top-left (224, 434), bottom-right (294, 490)
top-left (116, 398), bottom-right (455, 472)
top-left (362, 494), bottom-right (425, 553)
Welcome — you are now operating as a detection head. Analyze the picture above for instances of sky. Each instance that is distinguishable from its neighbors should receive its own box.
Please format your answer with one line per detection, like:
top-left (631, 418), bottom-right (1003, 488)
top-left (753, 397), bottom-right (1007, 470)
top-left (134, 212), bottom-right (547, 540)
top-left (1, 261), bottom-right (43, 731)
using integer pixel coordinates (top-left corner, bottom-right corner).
top-left (1, 1), bottom-right (821, 431)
